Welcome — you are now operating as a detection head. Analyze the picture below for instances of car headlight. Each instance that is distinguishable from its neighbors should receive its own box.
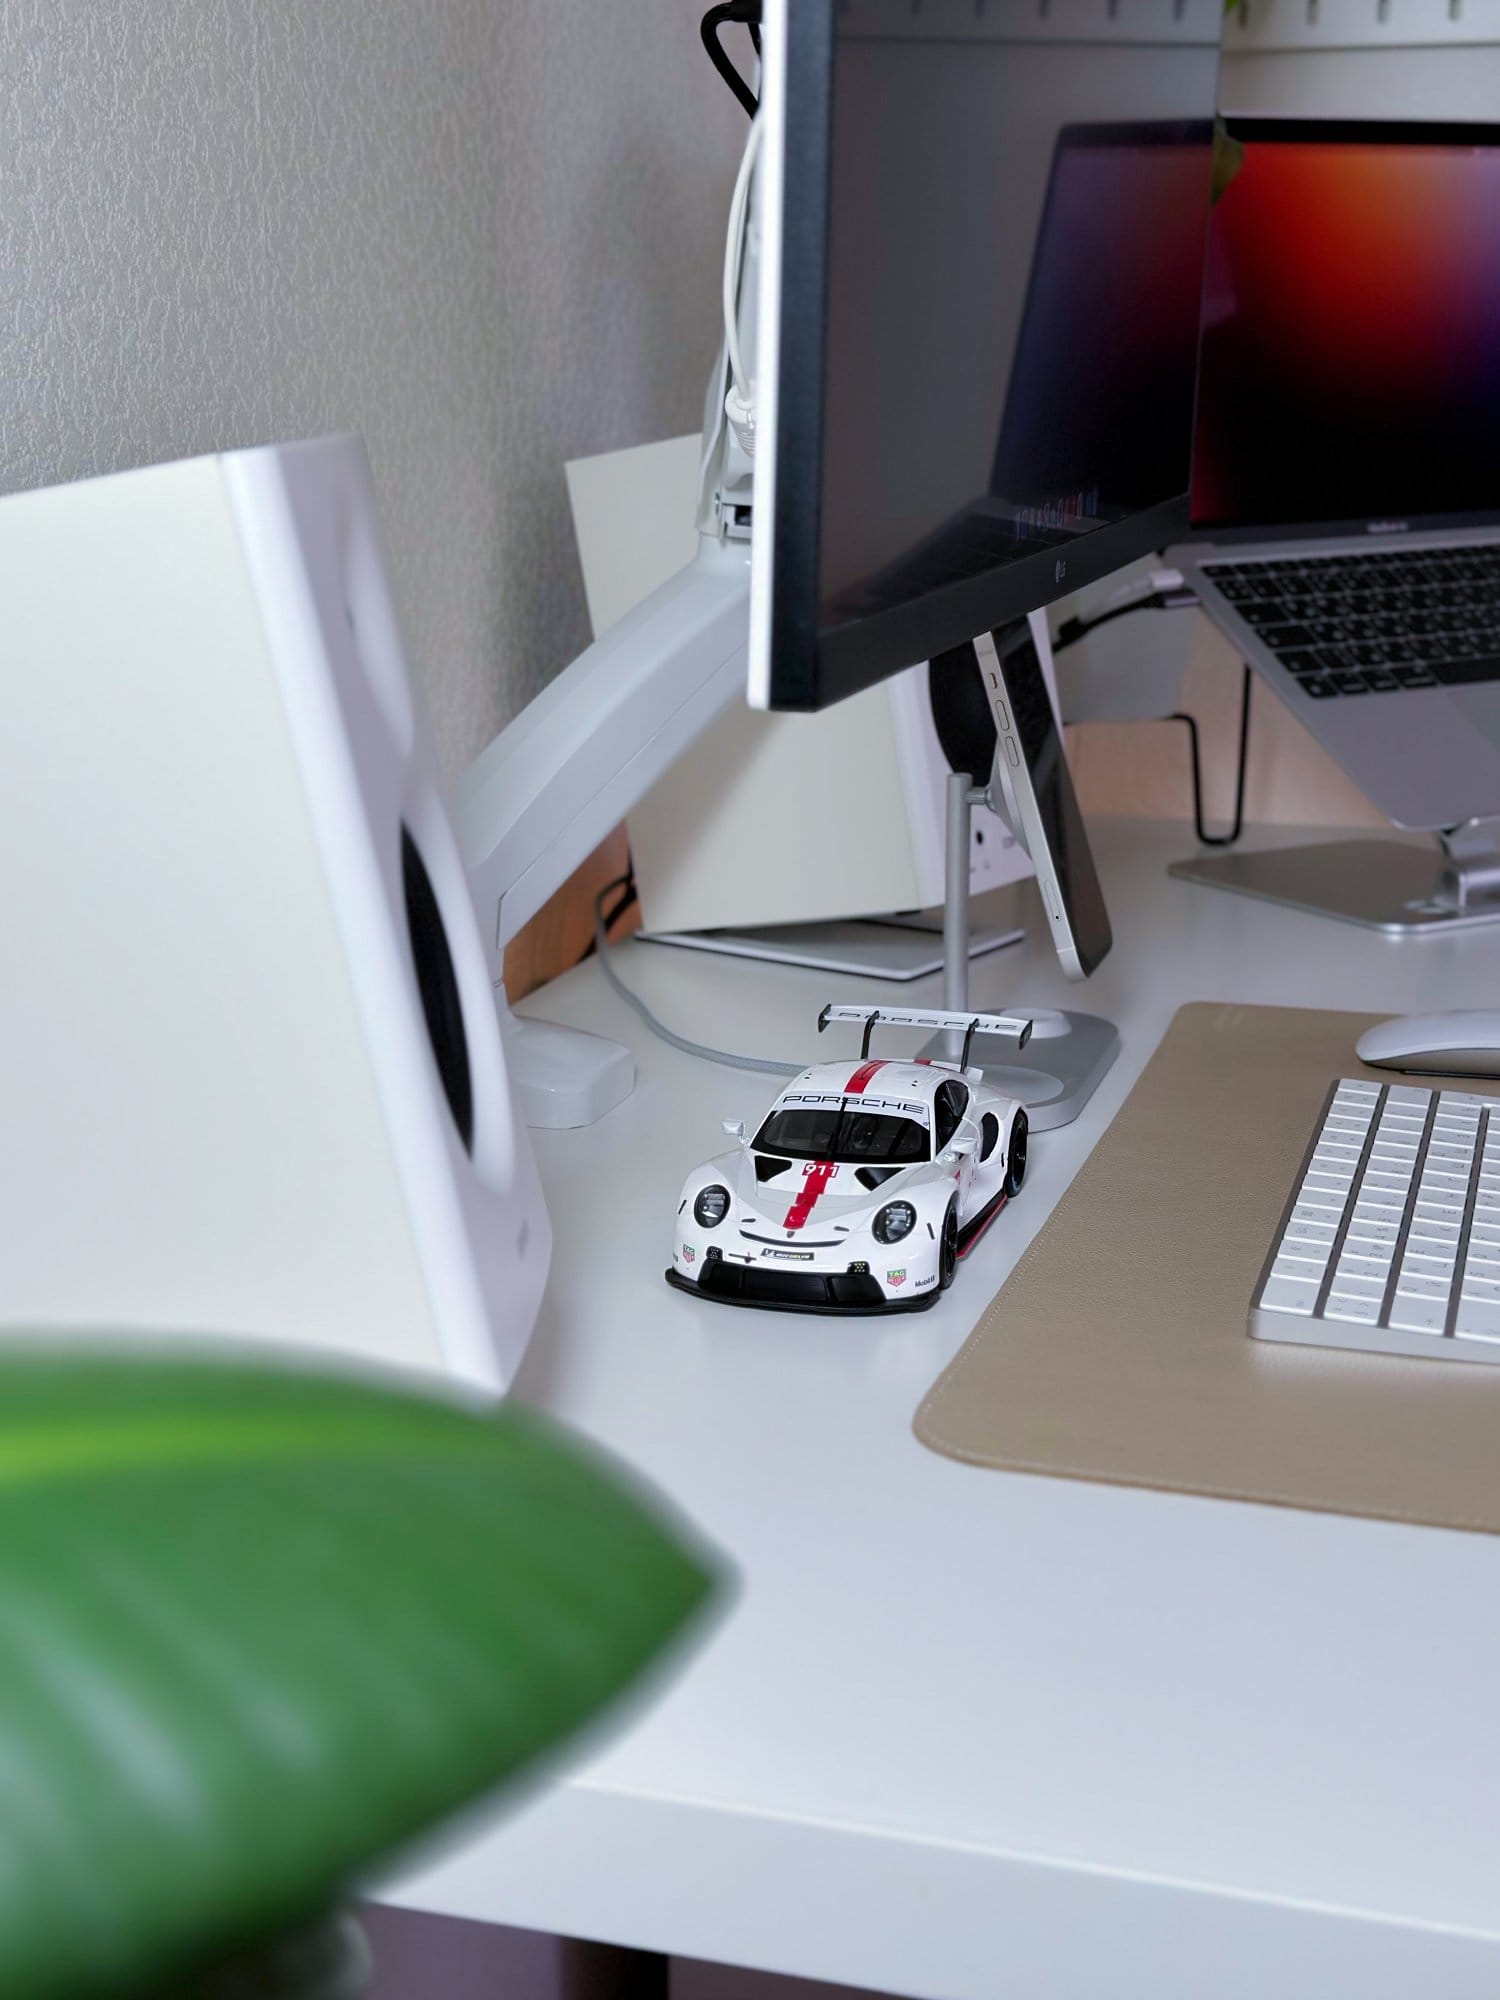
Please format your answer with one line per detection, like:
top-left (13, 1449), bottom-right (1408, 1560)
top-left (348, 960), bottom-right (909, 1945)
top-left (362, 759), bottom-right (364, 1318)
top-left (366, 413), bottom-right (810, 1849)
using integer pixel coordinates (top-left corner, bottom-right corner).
top-left (693, 1184), bottom-right (731, 1229)
top-left (873, 1200), bottom-right (916, 1245)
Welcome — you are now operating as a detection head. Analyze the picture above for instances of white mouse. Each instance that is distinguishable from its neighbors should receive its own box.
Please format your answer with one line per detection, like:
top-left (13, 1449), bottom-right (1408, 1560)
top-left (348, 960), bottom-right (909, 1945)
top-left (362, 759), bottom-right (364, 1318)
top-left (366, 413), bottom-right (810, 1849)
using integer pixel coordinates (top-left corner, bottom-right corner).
top-left (1356, 1011), bottom-right (1500, 1079)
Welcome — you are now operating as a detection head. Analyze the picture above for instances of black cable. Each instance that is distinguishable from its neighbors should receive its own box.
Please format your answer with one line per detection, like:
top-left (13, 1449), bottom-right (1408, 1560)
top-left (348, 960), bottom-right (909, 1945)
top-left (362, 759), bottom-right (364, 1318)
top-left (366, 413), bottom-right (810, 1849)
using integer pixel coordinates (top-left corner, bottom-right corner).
top-left (1051, 587), bottom-right (1252, 849)
top-left (1053, 592), bottom-right (1194, 654)
top-left (701, 2), bottom-right (761, 118)
top-left (1169, 664), bottom-right (1253, 848)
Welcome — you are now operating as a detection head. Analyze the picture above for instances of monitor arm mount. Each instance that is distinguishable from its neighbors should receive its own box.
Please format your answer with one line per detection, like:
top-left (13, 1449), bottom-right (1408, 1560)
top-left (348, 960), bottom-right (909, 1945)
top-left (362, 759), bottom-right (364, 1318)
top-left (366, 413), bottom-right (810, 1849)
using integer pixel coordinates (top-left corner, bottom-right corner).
top-left (453, 540), bottom-right (750, 1128)
top-left (455, 108), bottom-right (762, 1129)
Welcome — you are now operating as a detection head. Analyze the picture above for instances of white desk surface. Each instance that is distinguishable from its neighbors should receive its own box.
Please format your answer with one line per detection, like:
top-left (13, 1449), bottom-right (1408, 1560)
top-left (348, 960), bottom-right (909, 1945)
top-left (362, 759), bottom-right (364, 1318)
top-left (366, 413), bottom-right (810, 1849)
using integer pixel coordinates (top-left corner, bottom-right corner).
top-left (389, 822), bottom-right (1500, 2000)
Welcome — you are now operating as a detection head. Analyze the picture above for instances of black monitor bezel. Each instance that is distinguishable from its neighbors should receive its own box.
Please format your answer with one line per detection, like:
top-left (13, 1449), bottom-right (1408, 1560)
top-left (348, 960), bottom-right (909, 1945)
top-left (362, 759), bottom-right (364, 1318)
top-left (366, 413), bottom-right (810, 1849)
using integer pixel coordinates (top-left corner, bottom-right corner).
top-left (1189, 115), bottom-right (1500, 545)
top-left (763, 4), bottom-right (1207, 713)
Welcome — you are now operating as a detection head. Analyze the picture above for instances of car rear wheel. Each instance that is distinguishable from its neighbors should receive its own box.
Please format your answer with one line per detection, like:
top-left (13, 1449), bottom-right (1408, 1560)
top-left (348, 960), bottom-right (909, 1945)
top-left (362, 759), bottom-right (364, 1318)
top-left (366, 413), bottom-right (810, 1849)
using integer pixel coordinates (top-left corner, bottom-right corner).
top-left (939, 1201), bottom-right (959, 1290)
top-left (1005, 1109), bottom-right (1029, 1197)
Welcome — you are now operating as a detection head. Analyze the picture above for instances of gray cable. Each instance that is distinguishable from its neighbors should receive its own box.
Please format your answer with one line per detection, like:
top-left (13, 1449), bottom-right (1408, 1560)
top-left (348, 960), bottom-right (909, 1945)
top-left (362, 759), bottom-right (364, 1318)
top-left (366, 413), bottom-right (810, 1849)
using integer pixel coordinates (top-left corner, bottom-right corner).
top-left (594, 884), bottom-right (802, 1078)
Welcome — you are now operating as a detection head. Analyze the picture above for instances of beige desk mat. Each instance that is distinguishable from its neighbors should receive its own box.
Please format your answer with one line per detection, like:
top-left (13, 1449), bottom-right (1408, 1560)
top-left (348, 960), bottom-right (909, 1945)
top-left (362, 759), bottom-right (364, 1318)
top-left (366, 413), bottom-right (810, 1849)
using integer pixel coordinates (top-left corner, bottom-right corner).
top-left (916, 1002), bottom-right (1500, 1534)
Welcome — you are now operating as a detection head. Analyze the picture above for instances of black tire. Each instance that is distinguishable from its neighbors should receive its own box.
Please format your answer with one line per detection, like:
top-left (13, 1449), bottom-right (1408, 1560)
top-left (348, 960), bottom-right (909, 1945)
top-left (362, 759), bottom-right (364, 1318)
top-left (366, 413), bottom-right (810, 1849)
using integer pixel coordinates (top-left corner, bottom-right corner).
top-left (1005, 1108), bottom-right (1029, 1198)
top-left (939, 1201), bottom-right (959, 1290)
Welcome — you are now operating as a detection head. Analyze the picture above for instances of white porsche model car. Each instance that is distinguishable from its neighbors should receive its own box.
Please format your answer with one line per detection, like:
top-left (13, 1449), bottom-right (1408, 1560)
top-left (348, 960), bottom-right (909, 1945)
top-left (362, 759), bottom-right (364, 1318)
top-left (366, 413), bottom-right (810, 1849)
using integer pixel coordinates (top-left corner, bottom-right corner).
top-left (666, 1005), bottom-right (1033, 1314)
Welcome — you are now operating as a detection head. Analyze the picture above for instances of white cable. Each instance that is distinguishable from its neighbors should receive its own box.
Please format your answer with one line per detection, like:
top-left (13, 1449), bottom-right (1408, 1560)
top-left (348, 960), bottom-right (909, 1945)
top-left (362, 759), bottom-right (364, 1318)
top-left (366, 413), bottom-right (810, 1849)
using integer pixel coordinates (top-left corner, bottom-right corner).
top-left (594, 888), bottom-right (800, 1079)
top-left (697, 112), bottom-right (762, 503)
top-left (723, 112), bottom-right (762, 400)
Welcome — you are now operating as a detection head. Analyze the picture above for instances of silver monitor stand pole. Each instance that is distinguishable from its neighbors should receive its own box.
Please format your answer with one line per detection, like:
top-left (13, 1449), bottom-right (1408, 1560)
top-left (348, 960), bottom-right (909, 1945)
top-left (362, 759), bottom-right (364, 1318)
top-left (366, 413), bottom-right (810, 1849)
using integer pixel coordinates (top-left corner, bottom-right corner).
top-left (926, 769), bottom-right (1119, 1131)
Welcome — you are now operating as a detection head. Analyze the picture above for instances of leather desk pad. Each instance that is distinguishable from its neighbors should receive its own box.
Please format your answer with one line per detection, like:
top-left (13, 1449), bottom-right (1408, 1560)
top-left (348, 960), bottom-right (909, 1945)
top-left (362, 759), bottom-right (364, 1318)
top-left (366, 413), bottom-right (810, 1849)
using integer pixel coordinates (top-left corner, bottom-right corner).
top-left (916, 1002), bottom-right (1500, 1534)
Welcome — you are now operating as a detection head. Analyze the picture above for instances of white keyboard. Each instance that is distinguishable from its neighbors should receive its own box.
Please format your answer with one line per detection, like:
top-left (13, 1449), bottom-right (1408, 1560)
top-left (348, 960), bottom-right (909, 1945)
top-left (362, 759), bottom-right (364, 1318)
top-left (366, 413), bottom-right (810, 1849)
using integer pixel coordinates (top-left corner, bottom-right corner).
top-left (1251, 1078), bottom-right (1500, 1363)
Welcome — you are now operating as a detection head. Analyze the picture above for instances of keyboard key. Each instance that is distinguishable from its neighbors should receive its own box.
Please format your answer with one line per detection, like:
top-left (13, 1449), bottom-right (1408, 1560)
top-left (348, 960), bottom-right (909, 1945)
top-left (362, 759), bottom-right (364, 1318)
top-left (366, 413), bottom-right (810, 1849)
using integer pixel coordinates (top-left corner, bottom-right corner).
top-left (1276, 1250), bottom-right (1330, 1276)
top-left (1337, 1255), bottom-right (1391, 1281)
top-left (1395, 1274), bottom-right (1451, 1301)
top-left (1259, 1274), bottom-right (1320, 1316)
top-left (1432, 655), bottom-right (1500, 686)
top-left (1403, 1252), bottom-right (1456, 1277)
top-left (1325, 1296), bottom-right (1381, 1325)
top-left (1296, 1188), bottom-right (1346, 1213)
top-left (1346, 1222), bottom-right (1400, 1248)
top-left (1388, 1298), bottom-right (1449, 1335)
top-left (1454, 1302), bottom-right (1500, 1342)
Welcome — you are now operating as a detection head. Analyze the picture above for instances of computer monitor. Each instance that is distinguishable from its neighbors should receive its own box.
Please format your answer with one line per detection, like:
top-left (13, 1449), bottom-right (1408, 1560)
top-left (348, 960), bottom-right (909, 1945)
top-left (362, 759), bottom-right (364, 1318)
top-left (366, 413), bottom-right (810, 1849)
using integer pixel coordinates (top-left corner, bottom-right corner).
top-left (745, 1), bottom-right (1221, 1116)
top-left (749, 0), bottom-right (1224, 715)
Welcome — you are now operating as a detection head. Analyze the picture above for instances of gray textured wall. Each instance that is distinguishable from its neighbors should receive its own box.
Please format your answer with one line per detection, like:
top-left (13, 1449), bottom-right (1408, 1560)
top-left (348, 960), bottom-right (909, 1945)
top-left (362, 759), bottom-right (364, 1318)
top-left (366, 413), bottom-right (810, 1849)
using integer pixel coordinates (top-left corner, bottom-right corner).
top-left (0, 1), bottom-right (745, 775)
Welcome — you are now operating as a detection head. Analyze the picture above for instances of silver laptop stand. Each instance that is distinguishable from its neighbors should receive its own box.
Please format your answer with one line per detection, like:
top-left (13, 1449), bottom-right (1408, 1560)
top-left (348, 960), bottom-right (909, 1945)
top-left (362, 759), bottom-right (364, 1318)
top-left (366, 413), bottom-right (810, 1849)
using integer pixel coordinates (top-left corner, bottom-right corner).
top-left (1170, 818), bottom-right (1500, 936)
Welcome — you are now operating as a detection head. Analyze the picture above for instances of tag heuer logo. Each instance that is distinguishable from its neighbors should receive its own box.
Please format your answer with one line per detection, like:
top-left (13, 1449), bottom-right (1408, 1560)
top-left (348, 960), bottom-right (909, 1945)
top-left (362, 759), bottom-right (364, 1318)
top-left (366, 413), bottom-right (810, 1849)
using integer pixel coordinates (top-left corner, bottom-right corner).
top-left (682, 1246), bottom-right (695, 1264)
top-left (888, 1268), bottom-right (907, 1287)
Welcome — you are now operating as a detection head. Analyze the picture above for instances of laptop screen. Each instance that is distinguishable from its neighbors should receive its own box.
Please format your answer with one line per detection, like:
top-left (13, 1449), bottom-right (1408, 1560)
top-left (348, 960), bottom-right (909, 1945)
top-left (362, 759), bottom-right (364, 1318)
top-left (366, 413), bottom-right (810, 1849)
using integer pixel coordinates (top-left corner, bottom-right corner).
top-left (1192, 120), bottom-right (1500, 534)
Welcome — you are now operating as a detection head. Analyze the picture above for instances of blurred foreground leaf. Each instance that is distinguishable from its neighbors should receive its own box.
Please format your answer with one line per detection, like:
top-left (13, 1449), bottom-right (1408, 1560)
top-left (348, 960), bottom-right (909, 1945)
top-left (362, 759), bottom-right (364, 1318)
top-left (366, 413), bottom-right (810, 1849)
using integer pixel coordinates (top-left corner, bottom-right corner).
top-left (0, 1348), bottom-right (715, 2000)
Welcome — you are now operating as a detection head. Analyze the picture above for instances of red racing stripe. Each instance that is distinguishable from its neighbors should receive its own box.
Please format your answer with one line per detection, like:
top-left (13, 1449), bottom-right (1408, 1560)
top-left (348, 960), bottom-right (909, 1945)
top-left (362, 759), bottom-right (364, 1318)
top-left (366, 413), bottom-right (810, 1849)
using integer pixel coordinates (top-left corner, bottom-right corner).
top-left (783, 1159), bottom-right (837, 1230)
top-left (844, 1059), bottom-right (888, 1095)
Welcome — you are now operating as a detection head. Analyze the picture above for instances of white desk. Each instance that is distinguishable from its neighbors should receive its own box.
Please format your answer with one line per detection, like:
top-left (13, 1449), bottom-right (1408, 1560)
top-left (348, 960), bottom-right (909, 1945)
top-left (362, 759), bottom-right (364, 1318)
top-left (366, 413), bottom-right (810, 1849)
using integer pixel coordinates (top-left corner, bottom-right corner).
top-left (389, 822), bottom-right (1500, 2000)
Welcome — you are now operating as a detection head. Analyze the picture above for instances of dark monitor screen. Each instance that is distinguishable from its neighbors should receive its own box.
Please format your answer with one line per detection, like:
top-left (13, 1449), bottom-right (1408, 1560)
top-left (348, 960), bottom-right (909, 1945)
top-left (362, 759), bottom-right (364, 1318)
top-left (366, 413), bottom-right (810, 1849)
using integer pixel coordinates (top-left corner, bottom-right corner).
top-left (1192, 120), bottom-right (1500, 537)
top-left (753, 0), bottom-right (1222, 711)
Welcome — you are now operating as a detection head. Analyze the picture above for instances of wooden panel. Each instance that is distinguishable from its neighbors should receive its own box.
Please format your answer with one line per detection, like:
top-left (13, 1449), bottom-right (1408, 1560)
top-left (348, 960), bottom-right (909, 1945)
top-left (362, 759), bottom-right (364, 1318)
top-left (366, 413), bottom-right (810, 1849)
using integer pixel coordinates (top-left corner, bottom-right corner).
top-left (502, 824), bottom-right (639, 1003)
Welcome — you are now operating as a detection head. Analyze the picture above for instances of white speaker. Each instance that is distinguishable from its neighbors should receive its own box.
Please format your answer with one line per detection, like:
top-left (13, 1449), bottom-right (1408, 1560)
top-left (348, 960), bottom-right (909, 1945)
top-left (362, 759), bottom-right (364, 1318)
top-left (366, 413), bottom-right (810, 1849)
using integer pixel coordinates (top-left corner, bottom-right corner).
top-left (0, 436), bottom-right (549, 1395)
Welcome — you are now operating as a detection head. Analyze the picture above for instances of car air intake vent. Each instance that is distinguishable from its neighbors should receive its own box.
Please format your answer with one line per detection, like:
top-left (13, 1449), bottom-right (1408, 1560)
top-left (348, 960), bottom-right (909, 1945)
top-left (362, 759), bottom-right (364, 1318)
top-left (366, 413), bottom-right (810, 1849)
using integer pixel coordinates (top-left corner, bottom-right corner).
top-left (857, 1166), bottom-right (901, 1191)
top-left (754, 1155), bottom-right (791, 1183)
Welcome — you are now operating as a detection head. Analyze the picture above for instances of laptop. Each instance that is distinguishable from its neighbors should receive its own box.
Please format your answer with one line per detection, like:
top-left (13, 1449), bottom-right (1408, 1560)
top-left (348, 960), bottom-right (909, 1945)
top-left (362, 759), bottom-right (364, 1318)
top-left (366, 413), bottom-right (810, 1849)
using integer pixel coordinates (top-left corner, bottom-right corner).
top-left (1169, 118), bottom-right (1500, 835)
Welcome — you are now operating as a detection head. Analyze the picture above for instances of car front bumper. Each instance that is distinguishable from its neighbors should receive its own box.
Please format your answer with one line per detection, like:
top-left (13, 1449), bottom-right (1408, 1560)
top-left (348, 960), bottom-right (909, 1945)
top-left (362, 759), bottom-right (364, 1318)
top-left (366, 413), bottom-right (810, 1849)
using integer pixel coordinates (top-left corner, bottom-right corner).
top-left (665, 1262), bottom-right (939, 1315)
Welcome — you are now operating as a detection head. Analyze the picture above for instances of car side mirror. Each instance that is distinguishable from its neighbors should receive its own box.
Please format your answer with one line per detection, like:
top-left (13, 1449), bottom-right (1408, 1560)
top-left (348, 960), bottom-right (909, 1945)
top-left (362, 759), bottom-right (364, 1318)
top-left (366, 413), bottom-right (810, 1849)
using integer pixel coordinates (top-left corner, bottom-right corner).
top-left (722, 1118), bottom-right (747, 1144)
top-left (951, 1132), bottom-right (977, 1158)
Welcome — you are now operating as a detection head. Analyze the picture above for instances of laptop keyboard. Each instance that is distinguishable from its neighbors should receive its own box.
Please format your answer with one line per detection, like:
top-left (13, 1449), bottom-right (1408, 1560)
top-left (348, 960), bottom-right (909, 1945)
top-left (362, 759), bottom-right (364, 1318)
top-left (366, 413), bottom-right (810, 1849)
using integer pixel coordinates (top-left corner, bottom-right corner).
top-left (1200, 544), bottom-right (1500, 700)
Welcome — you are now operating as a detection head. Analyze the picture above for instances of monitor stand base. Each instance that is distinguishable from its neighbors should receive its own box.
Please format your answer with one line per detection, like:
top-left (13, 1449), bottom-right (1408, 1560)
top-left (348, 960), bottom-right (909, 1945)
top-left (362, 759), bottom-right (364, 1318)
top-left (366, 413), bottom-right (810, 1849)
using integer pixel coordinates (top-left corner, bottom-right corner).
top-left (920, 1010), bottom-right (1121, 1132)
top-left (638, 893), bottom-right (1024, 983)
top-left (1169, 830), bottom-right (1500, 935)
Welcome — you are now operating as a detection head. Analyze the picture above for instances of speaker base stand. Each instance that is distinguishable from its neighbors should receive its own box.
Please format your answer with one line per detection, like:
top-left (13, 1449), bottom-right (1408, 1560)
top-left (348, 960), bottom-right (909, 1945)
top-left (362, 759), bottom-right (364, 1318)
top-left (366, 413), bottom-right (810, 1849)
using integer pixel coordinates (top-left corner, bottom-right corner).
top-left (501, 1006), bottom-right (636, 1130)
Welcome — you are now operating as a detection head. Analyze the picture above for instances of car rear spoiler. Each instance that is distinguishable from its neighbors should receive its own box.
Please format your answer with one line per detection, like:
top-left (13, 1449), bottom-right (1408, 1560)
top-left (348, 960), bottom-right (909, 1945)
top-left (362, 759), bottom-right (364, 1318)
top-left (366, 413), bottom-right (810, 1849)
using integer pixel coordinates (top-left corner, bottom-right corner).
top-left (818, 1003), bottom-right (1033, 1071)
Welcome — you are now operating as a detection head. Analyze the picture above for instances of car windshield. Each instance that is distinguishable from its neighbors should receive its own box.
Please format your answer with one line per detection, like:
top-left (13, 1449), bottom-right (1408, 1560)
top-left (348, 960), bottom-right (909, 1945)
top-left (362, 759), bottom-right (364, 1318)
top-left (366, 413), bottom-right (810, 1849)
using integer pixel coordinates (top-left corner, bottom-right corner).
top-left (753, 1105), bottom-right (929, 1166)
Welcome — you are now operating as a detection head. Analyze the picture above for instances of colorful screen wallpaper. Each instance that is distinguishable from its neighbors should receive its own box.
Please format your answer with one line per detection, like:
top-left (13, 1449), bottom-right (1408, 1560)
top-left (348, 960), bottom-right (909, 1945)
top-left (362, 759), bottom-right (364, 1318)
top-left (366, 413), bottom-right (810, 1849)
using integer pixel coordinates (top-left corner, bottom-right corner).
top-left (1192, 132), bottom-right (1500, 530)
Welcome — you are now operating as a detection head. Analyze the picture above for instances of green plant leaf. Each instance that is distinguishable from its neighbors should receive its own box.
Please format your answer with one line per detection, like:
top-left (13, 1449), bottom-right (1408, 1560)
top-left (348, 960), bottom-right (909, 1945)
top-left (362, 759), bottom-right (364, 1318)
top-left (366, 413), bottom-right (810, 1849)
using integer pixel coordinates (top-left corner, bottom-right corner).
top-left (0, 1347), bottom-right (716, 2000)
